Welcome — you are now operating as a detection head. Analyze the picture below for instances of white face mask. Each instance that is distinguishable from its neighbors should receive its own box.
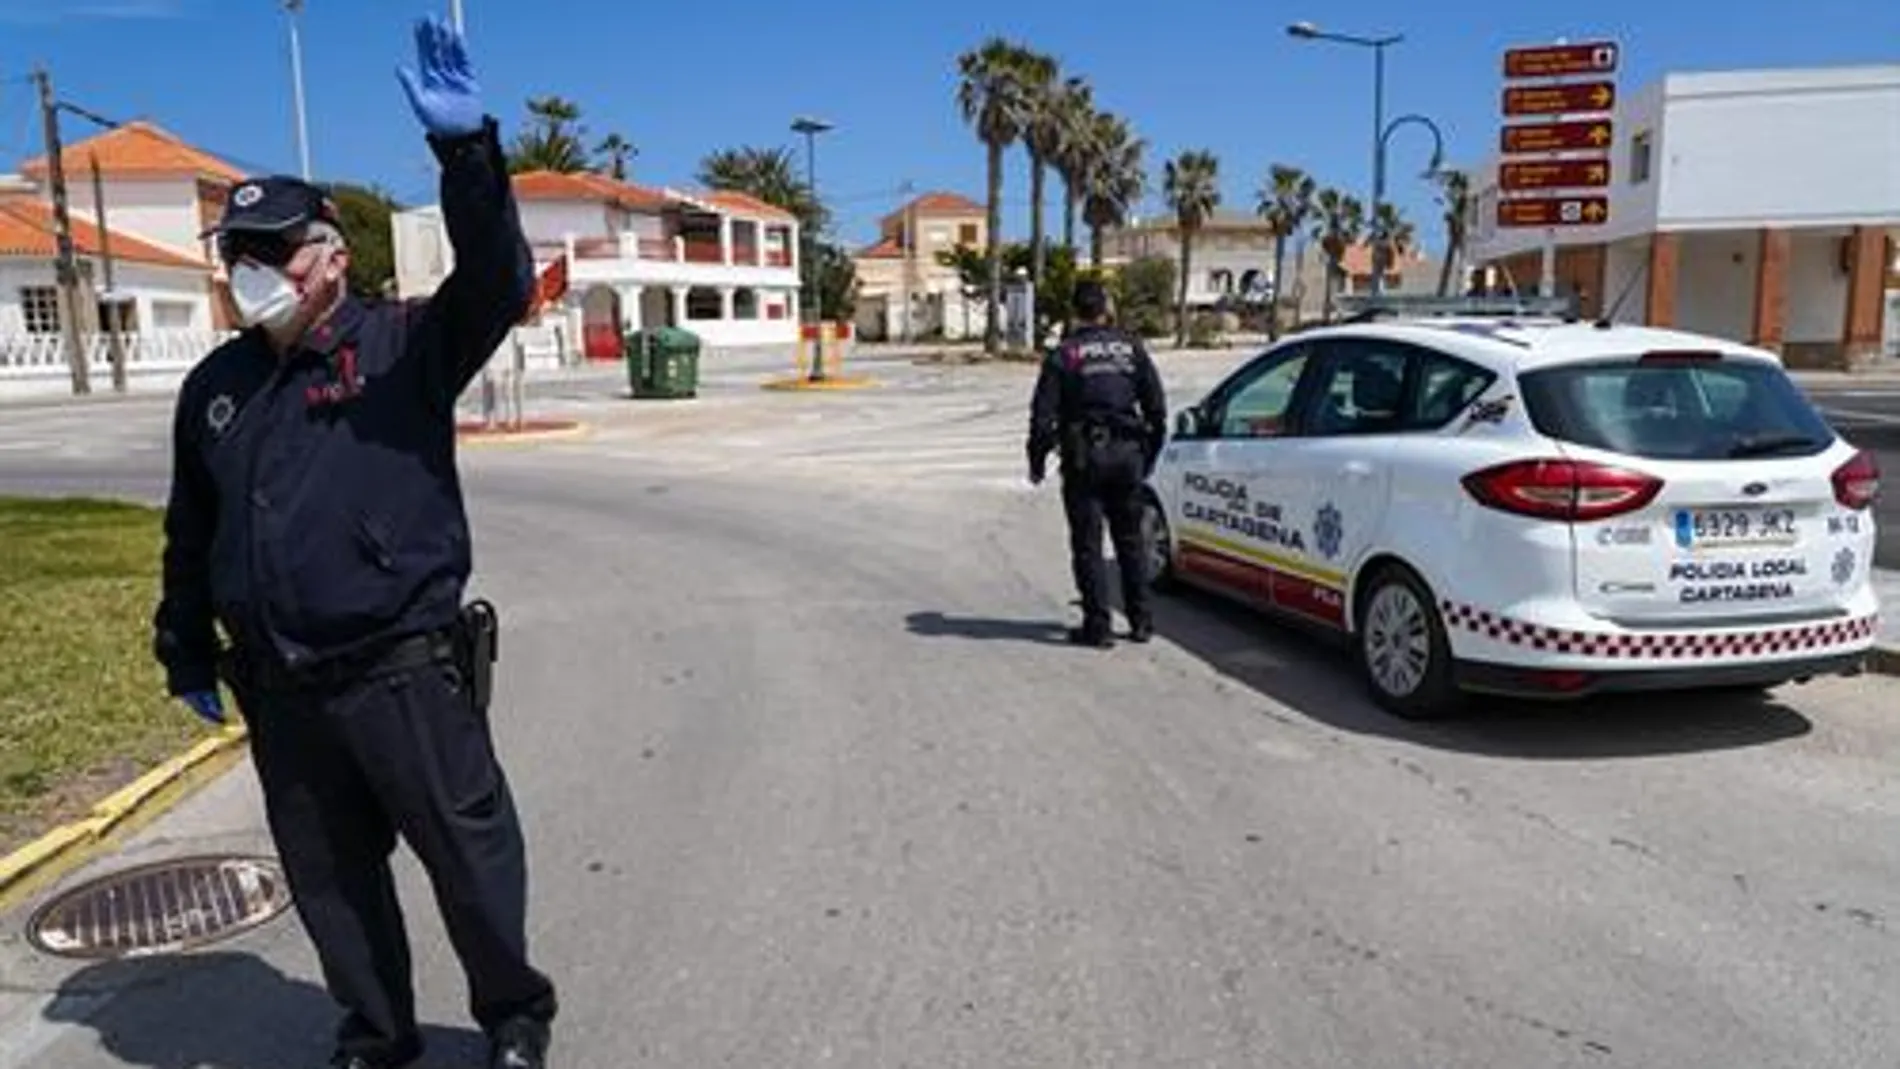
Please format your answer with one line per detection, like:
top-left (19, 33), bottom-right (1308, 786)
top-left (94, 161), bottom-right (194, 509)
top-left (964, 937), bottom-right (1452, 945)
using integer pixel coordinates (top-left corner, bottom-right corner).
top-left (230, 261), bottom-right (303, 331)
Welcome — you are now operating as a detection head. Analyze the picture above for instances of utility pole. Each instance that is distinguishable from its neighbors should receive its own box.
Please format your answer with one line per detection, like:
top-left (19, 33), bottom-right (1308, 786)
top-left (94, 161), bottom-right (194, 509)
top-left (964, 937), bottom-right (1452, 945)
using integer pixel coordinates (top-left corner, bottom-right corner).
top-left (91, 154), bottom-right (126, 393)
top-left (898, 179), bottom-right (915, 344)
top-left (34, 66), bottom-right (90, 396)
top-left (283, 0), bottom-right (312, 180)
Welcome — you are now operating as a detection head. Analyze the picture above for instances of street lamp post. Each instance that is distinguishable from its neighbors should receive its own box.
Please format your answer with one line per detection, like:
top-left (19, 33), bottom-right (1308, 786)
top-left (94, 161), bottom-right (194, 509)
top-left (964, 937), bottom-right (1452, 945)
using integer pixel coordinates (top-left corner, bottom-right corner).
top-left (791, 115), bottom-right (832, 381)
top-left (1287, 20), bottom-right (1404, 295)
top-left (284, 0), bottom-right (312, 181)
top-left (1376, 113), bottom-right (1447, 289)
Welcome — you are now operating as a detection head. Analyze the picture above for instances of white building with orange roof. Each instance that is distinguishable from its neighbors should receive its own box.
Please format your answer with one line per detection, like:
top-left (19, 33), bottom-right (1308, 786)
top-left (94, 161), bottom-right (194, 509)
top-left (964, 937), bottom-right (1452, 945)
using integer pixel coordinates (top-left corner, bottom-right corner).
top-left (2, 120), bottom-right (245, 394)
top-left (850, 191), bottom-right (993, 342)
top-left (392, 170), bottom-right (804, 358)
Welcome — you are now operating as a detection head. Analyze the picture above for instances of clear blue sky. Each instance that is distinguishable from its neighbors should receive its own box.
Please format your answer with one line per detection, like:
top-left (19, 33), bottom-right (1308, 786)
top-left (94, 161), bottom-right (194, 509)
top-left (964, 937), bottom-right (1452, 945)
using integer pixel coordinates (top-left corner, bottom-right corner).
top-left (2, 0), bottom-right (1895, 259)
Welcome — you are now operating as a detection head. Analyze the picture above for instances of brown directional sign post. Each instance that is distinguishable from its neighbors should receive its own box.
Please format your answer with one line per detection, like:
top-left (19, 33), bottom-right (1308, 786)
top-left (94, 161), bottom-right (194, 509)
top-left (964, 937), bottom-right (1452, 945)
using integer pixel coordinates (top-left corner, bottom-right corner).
top-left (1503, 81), bottom-right (1617, 116)
top-left (1497, 195), bottom-right (1609, 228)
top-left (1498, 37), bottom-right (1620, 232)
top-left (1501, 158), bottom-right (1611, 191)
top-left (1503, 41), bottom-right (1618, 79)
top-left (1501, 119), bottom-right (1614, 154)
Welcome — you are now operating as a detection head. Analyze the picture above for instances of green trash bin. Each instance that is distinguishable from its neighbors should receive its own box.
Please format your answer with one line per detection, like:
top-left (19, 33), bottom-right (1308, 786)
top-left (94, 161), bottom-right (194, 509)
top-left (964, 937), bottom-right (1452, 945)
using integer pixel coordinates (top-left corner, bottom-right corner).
top-left (623, 330), bottom-right (651, 396)
top-left (639, 326), bottom-right (701, 399)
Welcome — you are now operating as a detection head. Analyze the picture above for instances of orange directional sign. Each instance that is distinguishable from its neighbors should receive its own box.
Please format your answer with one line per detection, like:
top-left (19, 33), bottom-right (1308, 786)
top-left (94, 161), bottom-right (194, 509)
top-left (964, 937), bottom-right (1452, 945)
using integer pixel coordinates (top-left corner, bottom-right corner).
top-left (1503, 81), bottom-right (1616, 116)
top-left (1497, 195), bottom-right (1610, 228)
top-left (1504, 41), bottom-right (1619, 79)
top-left (1501, 119), bottom-right (1615, 154)
top-left (1500, 158), bottom-right (1612, 191)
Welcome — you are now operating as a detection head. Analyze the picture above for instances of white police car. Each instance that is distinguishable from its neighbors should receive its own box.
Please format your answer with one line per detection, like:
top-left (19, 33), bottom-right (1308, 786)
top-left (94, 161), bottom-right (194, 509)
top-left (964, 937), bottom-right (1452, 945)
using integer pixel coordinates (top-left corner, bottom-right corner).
top-left (1139, 296), bottom-right (1882, 719)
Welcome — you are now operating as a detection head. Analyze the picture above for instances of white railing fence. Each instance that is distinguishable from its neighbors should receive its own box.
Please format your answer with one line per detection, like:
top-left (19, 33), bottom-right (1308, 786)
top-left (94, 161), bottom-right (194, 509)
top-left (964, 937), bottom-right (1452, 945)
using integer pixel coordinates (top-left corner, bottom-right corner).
top-left (0, 330), bottom-right (238, 382)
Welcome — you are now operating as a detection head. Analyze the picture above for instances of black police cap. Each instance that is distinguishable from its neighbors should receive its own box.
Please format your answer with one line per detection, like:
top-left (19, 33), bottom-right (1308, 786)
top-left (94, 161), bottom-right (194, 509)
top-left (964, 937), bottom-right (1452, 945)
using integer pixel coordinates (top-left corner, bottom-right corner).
top-left (201, 175), bottom-right (340, 238)
top-left (1073, 278), bottom-right (1110, 319)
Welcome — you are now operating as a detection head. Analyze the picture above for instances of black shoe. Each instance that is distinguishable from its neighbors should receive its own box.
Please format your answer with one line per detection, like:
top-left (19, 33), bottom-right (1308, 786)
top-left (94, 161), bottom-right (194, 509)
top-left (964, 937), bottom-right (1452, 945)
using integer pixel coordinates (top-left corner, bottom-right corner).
top-left (490, 1019), bottom-right (551, 1069)
top-left (1067, 626), bottom-right (1113, 648)
top-left (1128, 618), bottom-right (1153, 643)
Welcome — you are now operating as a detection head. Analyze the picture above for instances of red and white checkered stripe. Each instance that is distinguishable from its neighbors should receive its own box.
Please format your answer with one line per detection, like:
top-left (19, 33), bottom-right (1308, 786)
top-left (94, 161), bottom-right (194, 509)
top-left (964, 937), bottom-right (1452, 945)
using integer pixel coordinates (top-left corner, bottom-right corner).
top-left (1440, 602), bottom-right (1879, 660)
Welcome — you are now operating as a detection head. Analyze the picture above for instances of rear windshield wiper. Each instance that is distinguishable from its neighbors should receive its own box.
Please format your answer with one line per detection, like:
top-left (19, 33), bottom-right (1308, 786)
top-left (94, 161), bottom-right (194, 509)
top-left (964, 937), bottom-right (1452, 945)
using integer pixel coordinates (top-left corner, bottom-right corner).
top-left (1728, 433), bottom-right (1819, 458)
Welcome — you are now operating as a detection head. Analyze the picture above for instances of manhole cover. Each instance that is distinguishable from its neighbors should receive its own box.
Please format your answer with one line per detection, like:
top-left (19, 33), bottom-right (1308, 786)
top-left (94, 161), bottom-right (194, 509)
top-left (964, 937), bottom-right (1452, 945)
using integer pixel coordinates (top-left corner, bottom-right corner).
top-left (24, 854), bottom-right (291, 960)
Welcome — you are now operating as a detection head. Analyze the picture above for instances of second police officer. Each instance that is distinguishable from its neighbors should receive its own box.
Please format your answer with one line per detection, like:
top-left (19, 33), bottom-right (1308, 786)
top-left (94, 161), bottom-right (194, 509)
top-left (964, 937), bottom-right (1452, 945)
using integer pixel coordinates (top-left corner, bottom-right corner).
top-left (150, 17), bottom-right (557, 1069)
top-left (1026, 278), bottom-right (1170, 648)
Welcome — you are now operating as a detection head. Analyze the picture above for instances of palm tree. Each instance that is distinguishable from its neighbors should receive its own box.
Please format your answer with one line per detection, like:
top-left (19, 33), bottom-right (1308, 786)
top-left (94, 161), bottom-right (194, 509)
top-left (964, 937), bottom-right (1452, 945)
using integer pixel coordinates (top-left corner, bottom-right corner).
top-left (1312, 188), bottom-right (1365, 321)
top-left (508, 95), bottom-right (589, 173)
top-left (1079, 113), bottom-right (1145, 268)
top-left (957, 37), bottom-right (1038, 355)
top-left (1050, 78), bottom-right (1096, 255)
top-left (1019, 52), bottom-right (1066, 285)
top-left (1163, 150), bottom-right (1221, 347)
top-left (595, 133), bottom-right (636, 180)
top-left (1366, 202), bottom-right (1417, 291)
top-left (1433, 169), bottom-right (1472, 296)
top-left (696, 145), bottom-right (824, 233)
top-left (1257, 164), bottom-right (1316, 339)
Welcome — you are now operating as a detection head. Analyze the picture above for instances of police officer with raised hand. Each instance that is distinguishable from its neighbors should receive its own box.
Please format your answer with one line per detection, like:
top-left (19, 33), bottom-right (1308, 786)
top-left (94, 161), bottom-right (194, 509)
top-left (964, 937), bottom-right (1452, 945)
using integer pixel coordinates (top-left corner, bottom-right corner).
top-left (151, 15), bottom-right (555, 1069)
top-left (1027, 278), bottom-right (1169, 648)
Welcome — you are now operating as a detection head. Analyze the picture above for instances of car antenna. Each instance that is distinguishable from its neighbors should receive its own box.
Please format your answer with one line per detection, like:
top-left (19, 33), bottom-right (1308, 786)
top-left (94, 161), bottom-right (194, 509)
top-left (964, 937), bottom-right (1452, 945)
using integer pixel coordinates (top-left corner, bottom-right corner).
top-left (1596, 259), bottom-right (1647, 329)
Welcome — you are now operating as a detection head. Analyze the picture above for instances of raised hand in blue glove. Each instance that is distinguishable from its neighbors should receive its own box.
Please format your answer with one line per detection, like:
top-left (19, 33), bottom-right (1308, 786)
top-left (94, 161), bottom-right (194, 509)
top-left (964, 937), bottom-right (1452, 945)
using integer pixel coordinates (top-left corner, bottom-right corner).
top-left (396, 16), bottom-right (483, 138)
top-left (180, 689), bottom-right (224, 726)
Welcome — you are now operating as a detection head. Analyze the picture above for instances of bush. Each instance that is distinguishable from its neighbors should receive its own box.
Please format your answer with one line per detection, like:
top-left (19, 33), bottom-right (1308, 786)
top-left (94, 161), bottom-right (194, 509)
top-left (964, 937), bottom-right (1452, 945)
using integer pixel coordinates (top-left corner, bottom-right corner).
top-left (1186, 311), bottom-right (1226, 348)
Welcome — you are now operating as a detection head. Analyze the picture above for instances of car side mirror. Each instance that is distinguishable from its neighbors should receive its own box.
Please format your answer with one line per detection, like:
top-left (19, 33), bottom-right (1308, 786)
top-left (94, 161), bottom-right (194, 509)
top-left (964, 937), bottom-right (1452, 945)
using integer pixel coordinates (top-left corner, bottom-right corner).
top-left (1175, 407), bottom-right (1203, 439)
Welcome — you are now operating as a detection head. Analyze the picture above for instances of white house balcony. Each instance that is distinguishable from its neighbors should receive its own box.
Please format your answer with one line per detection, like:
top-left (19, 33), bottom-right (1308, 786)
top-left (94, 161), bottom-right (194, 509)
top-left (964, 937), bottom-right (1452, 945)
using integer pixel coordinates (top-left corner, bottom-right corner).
top-left (545, 230), bottom-right (802, 292)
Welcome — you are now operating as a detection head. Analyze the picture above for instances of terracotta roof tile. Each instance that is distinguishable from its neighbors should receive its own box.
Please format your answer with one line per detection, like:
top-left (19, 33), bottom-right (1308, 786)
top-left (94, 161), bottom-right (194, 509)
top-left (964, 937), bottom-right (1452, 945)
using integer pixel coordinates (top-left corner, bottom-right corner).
top-left (698, 190), bottom-right (796, 222)
top-left (855, 236), bottom-right (903, 260)
top-left (21, 120), bottom-right (245, 184)
top-left (0, 195), bottom-right (210, 270)
top-left (512, 170), bottom-right (667, 209)
top-left (905, 192), bottom-right (984, 216)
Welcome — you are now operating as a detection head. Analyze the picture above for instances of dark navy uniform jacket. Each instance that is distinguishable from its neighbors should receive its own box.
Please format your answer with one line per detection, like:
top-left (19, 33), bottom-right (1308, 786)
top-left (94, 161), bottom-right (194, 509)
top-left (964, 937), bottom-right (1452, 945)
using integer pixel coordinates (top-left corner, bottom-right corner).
top-left (152, 117), bottom-right (533, 696)
top-left (1027, 323), bottom-right (1169, 470)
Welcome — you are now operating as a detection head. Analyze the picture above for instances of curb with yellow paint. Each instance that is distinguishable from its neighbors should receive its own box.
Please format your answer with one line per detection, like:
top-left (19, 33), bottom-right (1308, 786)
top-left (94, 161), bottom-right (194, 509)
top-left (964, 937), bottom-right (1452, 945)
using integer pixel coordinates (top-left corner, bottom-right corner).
top-left (0, 724), bottom-right (250, 915)
top-left (760, 376), bottom-right (878, 392)
top-left (453, 420), bottom-right (591, 447)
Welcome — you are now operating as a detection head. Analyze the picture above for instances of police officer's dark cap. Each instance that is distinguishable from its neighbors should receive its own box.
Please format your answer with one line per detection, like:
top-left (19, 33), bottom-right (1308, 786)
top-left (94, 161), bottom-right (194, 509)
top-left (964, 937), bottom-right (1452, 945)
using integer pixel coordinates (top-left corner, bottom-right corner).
top-left (1073, 278), bottom-right (1110, 320)
top-left (203, 175), bottom-right (341, 240)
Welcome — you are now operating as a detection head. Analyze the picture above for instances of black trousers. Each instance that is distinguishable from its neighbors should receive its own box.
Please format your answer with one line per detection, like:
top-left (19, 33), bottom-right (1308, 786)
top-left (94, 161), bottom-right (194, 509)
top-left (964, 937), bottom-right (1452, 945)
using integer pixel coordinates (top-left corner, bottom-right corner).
top-left (230, 640), bottom-right (556, 1067)
top-left (1061, 437), bottom-right (1151, 635)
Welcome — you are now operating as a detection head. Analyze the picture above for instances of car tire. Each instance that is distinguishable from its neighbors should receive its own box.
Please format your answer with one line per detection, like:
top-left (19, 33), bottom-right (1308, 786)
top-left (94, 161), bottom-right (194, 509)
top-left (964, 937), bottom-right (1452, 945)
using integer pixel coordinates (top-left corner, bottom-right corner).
top-left (1138, 493), bottom-right (1181, 594)
top-left (1356, 564), bottom-right (1464, 720)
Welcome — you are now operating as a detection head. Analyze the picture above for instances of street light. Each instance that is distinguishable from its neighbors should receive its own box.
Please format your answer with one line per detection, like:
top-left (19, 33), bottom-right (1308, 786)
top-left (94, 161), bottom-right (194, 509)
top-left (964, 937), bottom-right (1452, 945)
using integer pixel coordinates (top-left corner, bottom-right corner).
top-left (1286, 19), bottom-right (1405, 295)
top-left (283, 0), bottom-right (311, 181)
top-left (790, 115), bottom-right (832, 380)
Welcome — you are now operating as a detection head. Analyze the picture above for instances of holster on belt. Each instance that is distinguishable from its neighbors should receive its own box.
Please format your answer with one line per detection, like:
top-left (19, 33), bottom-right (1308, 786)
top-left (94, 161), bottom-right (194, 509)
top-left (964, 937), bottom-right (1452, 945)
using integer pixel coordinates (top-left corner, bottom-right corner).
top-left (454, 599), bottom-right (500, 715)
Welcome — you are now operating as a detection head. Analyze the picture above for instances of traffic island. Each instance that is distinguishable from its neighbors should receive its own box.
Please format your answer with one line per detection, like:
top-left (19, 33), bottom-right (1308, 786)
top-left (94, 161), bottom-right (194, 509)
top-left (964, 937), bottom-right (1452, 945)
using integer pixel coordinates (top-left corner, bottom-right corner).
top-left (761, 321), bottom-right (877, 391)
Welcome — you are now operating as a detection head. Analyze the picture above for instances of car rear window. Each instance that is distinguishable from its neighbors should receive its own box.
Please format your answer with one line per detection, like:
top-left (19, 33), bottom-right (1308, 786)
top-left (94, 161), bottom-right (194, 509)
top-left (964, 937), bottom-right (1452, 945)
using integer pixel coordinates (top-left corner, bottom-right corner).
top-left (1517, 356), bottom-right (1837, 461)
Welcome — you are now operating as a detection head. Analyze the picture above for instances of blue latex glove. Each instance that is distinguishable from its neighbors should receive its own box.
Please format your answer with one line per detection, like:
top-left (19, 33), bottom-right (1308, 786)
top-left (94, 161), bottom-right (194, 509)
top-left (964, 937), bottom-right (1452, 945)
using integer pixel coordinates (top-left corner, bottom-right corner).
top-left (180, 690), bottom-right (224, 726)
top-left (396, 16), bottom-right (483, 138)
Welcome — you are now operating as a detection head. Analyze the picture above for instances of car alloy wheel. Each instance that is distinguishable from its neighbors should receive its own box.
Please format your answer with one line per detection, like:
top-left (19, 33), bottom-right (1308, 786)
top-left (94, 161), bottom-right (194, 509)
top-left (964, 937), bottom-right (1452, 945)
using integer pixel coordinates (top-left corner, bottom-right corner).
top-left (1139, 496), bottom-right (1178, 591)
top-left (1364, 584), bottom-right (1431, 698)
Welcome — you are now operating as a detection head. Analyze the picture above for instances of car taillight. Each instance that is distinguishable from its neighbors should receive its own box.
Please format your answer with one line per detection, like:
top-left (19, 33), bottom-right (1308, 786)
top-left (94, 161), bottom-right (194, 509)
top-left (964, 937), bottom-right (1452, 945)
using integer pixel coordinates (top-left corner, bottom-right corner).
top-left (1832, 449), bottom-right (1879, 510)
top-left (1462, 459), bottom-right (1663, 521)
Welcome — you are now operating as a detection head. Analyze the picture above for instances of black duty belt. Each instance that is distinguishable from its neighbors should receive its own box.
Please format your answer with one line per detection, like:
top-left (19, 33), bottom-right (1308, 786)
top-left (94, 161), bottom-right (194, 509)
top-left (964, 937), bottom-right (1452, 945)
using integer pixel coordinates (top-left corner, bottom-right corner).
top-left (228, 627), bottom-right (457, 696)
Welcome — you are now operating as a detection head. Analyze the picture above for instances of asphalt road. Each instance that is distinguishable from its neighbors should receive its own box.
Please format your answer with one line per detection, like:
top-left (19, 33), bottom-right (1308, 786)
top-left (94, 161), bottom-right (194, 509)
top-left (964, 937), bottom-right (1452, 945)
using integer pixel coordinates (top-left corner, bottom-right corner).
top-left (1806, 384), bottom-right (1900, 570)
top-left (0, 358), bottom-right (1897, 1068)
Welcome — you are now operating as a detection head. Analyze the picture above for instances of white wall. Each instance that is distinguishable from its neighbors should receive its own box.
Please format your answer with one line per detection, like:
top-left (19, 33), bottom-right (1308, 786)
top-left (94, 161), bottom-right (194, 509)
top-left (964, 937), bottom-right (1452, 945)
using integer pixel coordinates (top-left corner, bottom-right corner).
top-left (0, 259), bottom-right (211, 336)
top-left (1600, 237), bottom-right (1650, 324)
top-left (391, 205), bottom-right (445, 300)
top-left (1658, 67), bottom-right (1900, 230)
top-left (1786, 229), bottom-right (1850, 344)
top-left (518, 202), bottom-right (612, 245)
top-left (69, 177), bottom-right (207, 260)
top-left (1673, 231), bottom-right (1758, 342)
